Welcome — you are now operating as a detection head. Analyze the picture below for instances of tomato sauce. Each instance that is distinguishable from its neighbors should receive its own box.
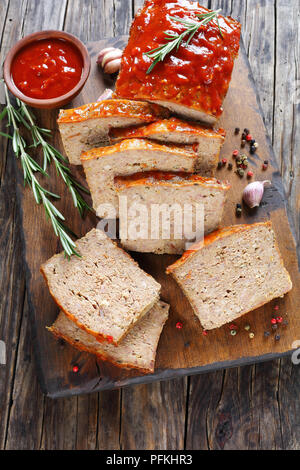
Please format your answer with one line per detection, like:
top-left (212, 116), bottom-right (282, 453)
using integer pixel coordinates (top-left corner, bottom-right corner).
top-left (116, 0), bottom-right (241, 118)
top-left (11, 38), bottom-right (83, 100)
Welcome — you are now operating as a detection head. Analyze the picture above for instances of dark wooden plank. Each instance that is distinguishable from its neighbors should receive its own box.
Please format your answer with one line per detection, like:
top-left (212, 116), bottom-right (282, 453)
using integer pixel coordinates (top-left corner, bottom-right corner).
top-left (120, 379), bottom-right (187, 449)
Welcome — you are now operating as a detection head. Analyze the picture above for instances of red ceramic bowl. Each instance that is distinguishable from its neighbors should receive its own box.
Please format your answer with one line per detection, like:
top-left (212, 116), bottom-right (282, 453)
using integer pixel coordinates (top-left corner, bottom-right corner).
top-left (3, 30), bottom-right (91, 109)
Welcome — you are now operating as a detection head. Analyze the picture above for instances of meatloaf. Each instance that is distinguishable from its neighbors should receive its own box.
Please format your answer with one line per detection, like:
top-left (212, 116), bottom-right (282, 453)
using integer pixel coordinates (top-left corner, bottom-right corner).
top-left (115, 0), bottom-right (241, 124)
top-left (41, 228), bottom-right (161, 345)
top-left (115, 171), bottom-right (230, 254)
top-left (81, 139), bottom-right (199, 217)
top-left (166, 222), bottom-right (293, 329)
top-left (57, 99), bottom-right (169, 165)
top-left (48, 301), bottom-right (169, 374)
top-left (109, 118), bottom-right (225, 175)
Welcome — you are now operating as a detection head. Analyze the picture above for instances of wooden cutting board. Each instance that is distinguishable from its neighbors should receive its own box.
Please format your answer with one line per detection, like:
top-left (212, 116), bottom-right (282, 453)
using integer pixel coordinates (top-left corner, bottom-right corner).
top-left (14, 37), bottom-right (300, 398)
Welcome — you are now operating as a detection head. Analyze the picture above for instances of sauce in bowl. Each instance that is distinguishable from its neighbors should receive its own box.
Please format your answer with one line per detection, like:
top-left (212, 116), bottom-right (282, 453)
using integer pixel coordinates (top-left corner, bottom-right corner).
top-left (11, 38), bottom-right (83, 100)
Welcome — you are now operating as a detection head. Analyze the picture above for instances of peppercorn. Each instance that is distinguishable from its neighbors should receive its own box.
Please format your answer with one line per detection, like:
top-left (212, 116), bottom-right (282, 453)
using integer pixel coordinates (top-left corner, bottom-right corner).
top-left (230, 324), bottom-right (238, 330)
top-left (228, 163), bottom-right (233, 170)
top-left (235, 128), bottom-right (240, 135)
top-left (241, 140), bottom-right (246, 148)
top-left (275, 334), bottom-right (281, 342)
top-left (274, 305), bottom-right (279, 311)
top-left (244, 128), bottom-right (250, 135)
top-left (272, 324), bottom-right (278, 331)
top-left (271, 318), bottom-right (277, 325)
top-left (242, 162), bottom-right (248, 169)
top-left (264, 160), bottom-right (269, 165)
top-left (176, 322), bottom-right (183, 329)
top-left (246, 134), bottom-right (253, 142)
top-left (253, 142), bottom-right (259, 149)
top-left (202, 330), bottom-right (208, 336)
top-left (231, 329), bottom-right (237, 336)
top-left (233, 149), bottom-right (239, 158)
top-left (72, 365), bottom-right (79, 373)
top-left (241, 154), bottom-right (248, 161)
top-left (249, 332), bottom-right (255, 339)
top-left (283, 320), bottom-right (289, 327)
top-left (237, 168), bottom-right (245, 177)
top-left (247, 171), bottom-right (254, 179)
top-left (250, 146), bottom-right (256, 154)
top-left (276, 316), bottom-right (283, 324)
top-left (250, 139), bottom-right (256, 145)
top-left (242, 132), bottom-right (247, 140)
top-left (262, 164), bottom-right (268, 171)
top-left (217, 161), bottom-right (223, 170)
top-left (222, 158), bottom-right (227, 165)
top-left (236, 205), bottom-right (242, 217)
top-left (236, 158), bottom-right (242, 166)
top-left (264, 331), bottom-right (271, 337)
top-left (244, 324), bottom-right (251, 331)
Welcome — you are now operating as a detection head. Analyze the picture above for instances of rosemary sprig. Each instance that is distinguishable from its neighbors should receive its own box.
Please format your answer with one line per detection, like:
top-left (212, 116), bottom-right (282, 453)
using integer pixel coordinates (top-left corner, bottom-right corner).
top-left (17, 100), bottom-right (91, 217)
top-left (146, 9), bottom-right (223, 74)
top-left (1, 82), bottom-right (80, 257)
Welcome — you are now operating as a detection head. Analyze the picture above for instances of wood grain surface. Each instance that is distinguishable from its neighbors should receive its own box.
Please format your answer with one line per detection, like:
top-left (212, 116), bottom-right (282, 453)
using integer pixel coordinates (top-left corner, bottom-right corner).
top-left (0, 0), bottom-right (300, 450)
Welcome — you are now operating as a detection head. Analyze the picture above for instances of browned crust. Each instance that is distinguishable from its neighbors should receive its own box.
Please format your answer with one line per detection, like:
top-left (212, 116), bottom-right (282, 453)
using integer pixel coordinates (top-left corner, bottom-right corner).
top-left (57, 99), bottom-right (169, 124)
top-left (166, 221), bottom-right (274, 273)
top-left (114, 171), bottom-right (231, 191)
top-left (80, 138), bottom-right (198, 162)
top-left (47, 325), bottom-right (155, 374)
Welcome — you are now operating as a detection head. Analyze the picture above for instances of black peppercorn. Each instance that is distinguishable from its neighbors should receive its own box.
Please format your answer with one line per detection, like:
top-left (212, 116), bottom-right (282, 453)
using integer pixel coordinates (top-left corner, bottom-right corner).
top-left (264, 160), bottom-right (269, 165)
top-left (250, 139), bottom-right (256, 145)
top-left (228, 163), bottom-right (233, 170)
top-left (235, 128), bottom-right (240, 135)
top-left (217, 161), bottom-right (223, 170)
top-left (275, 334), bottom-right (281, 342)
top-left (264, 331), bottom-right (271, 337)
top-left (244, 128), bottom-right (250, 135)
top-left (250, 145), bottom-right (256, 154)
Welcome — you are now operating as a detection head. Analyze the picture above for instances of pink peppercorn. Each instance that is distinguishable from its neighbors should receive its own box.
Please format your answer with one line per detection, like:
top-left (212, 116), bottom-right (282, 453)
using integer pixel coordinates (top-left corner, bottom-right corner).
top-left (274, 306), bottom-right (279, 311)
top-left (233, 150), bottom-right (239, 157)
top-left (203, 330), bottom-right (208, 336)
top-left (247, 171), bottom-right (254, 178)
top-left (230, 324), bottom-right (237, 330)
top-left (72, 365), bottom-right (79, 373)
top-left (276, 317), bottom-right (283, 324)
top-left (262, 164), bottom-right (268, 171)
top-left (176, 322), bottom-right (183, 329)
top-left (271, 318), bottom-right (277, 325)
top-left (222, 158), bottom-right (228, 165)
top-left (246, 134), bottom-right (253, 142)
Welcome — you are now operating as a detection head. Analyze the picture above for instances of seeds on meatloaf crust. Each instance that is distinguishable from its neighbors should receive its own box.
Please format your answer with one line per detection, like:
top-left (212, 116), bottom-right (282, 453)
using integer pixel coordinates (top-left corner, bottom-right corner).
top-left (166, 222), bottom-right (292, 329)
top-left (48, 301), bottom-right (169, 374)
top-left (115, 171), bottom-right (230, 255)
top-left (81, 138), bottom-right (199, 218)
top-left (41, 229), bottom-right (161, 345)
top-left (115, 1), bottom-right (241, 125)
top-left (57, 99), bottom-right (169, 165)
top-left (109, 118), bottom-right (225, 175)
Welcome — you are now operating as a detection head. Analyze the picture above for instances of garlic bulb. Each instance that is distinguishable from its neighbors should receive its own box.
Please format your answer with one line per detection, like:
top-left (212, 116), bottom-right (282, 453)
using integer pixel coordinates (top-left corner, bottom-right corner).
top-left (97, 88), bottom-right (113, 102)
top-left (242, 180), bottom-right (271, 208)
top-left (97, 47), bottom-right (122, 74)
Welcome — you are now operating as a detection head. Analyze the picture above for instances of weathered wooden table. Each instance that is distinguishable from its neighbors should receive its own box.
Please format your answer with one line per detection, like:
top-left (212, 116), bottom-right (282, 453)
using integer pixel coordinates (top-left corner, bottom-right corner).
top-left (0, 0), bottom-right (299, 450)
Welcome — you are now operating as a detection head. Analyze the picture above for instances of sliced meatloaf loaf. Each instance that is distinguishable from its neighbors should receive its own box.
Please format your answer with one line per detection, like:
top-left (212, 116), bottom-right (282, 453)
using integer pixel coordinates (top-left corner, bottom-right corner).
top-left (115, 0), bottom-right (241, 124)
top-left (48, 301), bottom-right (169, 374)
top-left (57, 99), bottom-right (169, 165)
top-left (115, 171), bottom-right (230, 255)
top-left (81, 139), bottom-right (199, 217)
top-left (41, 229), bottom-right (161, 345)
top-left (166, 222), bottom-right (292, 329)
top-left (109, 118), bottom-right (225, 175)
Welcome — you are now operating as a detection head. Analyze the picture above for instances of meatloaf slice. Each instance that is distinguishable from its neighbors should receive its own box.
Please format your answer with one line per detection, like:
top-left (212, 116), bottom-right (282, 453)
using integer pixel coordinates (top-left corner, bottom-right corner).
top-left (166, 222), bottom-right (292, 330)
top-left (57, 99), bottom-right (169, 165)
top-left (48, 301), bottom-right (169, 374)
top-left (115, 171), bottom-right (230, 254)
top-left (41, 229), bottom-right (161, 345)
top-left (115, 0), bottom-right (241, 125)
top-left (109, 118), bottom-right (225, 175)
top-left (81, 138), bottom-right (199, 217)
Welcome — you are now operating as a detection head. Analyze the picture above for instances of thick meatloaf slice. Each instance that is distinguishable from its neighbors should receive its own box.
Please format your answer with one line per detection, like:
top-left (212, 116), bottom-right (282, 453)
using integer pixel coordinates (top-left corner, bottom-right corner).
top-left (57, 99), bottom-right (169, 165)
top-left (166, 222), bottom-right (292, 329)
top-left (81, 138), bottom-right (199, 217)
top-left (109, 118), bottom-right (225, 175)
top-left (48, 301), bottom-right (169, 374)
top-left (41, 229), bottom-right (161, 345)
top-left (115, 0), bottom-right (241, 124)
top-left (115, 171), bottom-right (230, 254)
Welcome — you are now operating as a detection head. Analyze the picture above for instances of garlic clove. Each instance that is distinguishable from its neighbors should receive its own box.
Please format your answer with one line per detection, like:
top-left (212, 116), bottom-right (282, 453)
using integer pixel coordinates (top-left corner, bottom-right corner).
top-left (101, 48), bottom-right (123, 68)
top-left (97, 47), bottom-right (115, 65)
top-left (242, 180), bottom-right (271, 209)
top-left (104, 58), bottom-right (122, 74)
top-left (97, 88), bottom-right (113, 102)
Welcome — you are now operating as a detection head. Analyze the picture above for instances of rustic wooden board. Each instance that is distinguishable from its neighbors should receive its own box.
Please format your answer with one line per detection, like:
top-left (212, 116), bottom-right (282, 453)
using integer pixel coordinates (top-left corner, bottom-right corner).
top-left (14, 36), bottom-right (300, 398)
